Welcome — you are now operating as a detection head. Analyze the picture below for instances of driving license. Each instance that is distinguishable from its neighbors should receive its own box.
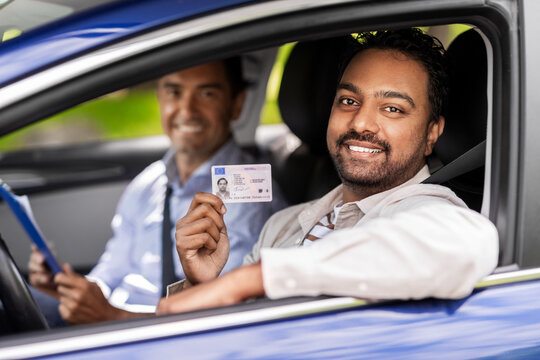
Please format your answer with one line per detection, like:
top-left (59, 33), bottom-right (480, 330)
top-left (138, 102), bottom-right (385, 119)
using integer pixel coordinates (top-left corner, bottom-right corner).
top-left (211, 164), bottom-right (272, 203)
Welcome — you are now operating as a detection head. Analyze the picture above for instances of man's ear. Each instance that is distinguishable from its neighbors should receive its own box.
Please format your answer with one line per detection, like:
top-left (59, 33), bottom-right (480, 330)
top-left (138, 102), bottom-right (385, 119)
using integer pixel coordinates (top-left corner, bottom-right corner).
top-left (231, 90), bottom-right (247, 121)
top-left (424, 116), bottom-right (445, 156)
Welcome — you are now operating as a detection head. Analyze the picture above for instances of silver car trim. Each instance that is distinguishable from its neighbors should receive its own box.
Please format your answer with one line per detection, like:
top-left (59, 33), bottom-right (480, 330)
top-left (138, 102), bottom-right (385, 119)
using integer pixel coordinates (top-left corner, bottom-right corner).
top-left (0, 0), bottom-right (360, 110)
top-left (0, 296), bottom-right (368, 359)
top-left (476, 267), bottom-right (540, 288)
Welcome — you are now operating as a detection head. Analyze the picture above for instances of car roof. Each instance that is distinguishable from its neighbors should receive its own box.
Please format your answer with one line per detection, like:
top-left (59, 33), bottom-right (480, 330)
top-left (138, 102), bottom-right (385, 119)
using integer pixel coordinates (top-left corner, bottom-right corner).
top-left (0, 0), bottom-right (256, 87)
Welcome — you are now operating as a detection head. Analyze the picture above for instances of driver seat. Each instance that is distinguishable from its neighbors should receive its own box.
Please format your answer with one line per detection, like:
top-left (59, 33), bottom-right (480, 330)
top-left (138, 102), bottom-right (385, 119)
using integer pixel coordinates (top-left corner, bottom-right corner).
top-left (273, 36), bottom-right (348, 204)
top-left (431, 28), bottom-right (488, 212)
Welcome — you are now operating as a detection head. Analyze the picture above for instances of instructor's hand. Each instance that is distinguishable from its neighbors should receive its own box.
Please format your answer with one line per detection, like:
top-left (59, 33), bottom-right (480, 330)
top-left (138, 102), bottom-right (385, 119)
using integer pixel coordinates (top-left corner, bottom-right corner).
top-left (54, 265), bottom-right (130, 324)
top-left (175, 192), bottom-right (230, 286)
top-left (28, 245), bottom-right (63, 299)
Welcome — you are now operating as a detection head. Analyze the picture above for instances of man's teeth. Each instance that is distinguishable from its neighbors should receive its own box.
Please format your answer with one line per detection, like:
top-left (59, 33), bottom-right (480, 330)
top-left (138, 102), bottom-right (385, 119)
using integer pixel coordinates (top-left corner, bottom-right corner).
top-left (178, 124), bottom-right (203, 132)
top-left (348, 145), bottom-right (382, 153)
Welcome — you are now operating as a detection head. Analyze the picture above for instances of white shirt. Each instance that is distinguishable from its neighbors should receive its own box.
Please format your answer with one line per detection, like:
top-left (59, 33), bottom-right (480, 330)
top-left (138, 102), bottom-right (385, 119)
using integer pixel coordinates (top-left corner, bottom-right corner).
top-left (247, 165), bottom-right (499, 300)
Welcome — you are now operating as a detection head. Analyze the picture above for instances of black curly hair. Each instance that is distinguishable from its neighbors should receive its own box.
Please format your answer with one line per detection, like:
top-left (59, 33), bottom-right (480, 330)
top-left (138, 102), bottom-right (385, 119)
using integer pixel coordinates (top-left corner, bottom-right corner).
top-left (339, 28), bottom-right (448, 124)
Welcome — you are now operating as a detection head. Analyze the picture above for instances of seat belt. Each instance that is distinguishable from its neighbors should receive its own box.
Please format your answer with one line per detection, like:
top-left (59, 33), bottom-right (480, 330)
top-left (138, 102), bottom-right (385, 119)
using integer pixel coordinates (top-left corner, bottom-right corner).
top-left (422, 140), bottom-right (486, 184)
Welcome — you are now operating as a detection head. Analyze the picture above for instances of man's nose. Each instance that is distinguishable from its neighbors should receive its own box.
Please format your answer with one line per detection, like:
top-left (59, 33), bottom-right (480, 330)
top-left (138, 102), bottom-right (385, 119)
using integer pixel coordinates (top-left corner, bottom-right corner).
top-left (177, 93), bottom-right (198, 119)
top-left (350, 103), bottom-right (380, 133)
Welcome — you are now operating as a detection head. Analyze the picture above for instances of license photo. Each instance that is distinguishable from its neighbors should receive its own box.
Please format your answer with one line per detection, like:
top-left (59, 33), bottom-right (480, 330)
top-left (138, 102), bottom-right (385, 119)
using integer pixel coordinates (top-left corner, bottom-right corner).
top-left (211, 164), bottom-right (272, 203)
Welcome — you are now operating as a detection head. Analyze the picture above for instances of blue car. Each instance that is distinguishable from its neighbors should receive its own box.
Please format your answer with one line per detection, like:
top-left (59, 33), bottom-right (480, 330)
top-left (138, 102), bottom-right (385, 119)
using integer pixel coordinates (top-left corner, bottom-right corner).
top-left (0, 0), bottom-right (539, 358)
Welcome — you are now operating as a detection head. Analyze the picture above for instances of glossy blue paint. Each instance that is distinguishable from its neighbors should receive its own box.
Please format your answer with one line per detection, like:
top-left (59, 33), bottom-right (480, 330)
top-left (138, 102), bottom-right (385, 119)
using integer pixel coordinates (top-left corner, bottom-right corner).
top-left (36, 280), bottom-right (540, 359)
top-left (0, 0), bottom-right (255, 87)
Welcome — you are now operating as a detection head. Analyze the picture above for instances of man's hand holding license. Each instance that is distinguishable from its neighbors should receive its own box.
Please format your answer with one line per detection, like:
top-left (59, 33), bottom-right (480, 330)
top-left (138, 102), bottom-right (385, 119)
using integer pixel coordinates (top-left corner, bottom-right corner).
top-left (175, 193), bottom-right (231, 287)
top-left (162, 164), bottom-right (274, 312)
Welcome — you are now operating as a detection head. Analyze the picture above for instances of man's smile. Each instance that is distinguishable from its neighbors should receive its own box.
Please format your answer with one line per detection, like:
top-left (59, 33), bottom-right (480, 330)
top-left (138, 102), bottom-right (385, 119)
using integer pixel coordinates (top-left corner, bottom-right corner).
top-left (340, 139), bottom-right (386, 159)
top-left (335, 130), bottom-right (390, 156)
top-left (177, 124), bottom-right (203, 133)
top-left (348, 144), bottom-right (383, 154)
top-left (172, 119), bottom-right (204, 134)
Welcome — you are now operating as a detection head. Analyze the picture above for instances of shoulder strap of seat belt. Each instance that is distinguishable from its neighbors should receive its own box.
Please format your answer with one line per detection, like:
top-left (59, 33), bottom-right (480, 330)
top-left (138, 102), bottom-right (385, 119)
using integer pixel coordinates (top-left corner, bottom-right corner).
top-left (422, 140), bottom-right (486, 184)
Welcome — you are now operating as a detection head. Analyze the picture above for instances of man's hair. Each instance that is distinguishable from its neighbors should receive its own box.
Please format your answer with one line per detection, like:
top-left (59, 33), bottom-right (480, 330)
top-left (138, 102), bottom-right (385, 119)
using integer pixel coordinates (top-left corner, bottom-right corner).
top-left (217, 177), bottom-right (228, 185)
top-left (339, 28), bottom-right (448, 124)
top-left (223, 56), bottom-right (249, 98)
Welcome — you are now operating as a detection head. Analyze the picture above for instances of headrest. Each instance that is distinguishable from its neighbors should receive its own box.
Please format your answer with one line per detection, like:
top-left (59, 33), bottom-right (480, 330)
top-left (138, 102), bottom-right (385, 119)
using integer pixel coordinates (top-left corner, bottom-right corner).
top-left (278, 36), bottom-right (349, 154)
top-left (431, 28), bottom-right (488, 210)
top-left (435, 29), bottom-right (488, 165)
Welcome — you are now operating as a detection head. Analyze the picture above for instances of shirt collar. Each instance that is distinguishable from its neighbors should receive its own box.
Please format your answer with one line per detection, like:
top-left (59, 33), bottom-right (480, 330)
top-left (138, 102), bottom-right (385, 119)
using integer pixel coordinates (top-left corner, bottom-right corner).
top-left (162, 138), bottom-right (238, 188)
top-left (354, 164), bottom-right (430, 214)
top-left (297, 164), bottom-right (430, 234)
top-left (298, 185), bottom-right (344, 234)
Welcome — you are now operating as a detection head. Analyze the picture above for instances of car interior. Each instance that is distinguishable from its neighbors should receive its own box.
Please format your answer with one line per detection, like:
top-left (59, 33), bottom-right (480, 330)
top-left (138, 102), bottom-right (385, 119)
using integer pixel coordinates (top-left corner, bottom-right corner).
top-left (0, 21), bottom-right (493, 338)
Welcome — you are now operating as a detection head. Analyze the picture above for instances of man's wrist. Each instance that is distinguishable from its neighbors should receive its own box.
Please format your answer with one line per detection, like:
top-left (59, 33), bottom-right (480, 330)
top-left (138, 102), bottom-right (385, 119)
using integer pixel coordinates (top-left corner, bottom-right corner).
top-left (186, 269), bottom-right (221, 287)
top-left (166, 279), bottom-right (194, 297)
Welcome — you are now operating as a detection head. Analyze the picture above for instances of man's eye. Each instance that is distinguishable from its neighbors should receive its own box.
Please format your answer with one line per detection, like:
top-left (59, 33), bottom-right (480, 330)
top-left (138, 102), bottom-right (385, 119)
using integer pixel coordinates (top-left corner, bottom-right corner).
top-left (201, 90), bottom-right (216, 98)
top-left (164, 89), bottom-right (180, 97)
top-left (384, 106), bottom-right (402, 113)
top-left (340, 98), bottom-right (357, 106)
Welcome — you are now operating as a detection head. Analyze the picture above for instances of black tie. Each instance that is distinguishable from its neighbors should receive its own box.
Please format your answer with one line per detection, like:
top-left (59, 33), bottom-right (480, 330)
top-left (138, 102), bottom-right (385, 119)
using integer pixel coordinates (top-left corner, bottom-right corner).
top-left (161, 186), bottom-right (177, 297)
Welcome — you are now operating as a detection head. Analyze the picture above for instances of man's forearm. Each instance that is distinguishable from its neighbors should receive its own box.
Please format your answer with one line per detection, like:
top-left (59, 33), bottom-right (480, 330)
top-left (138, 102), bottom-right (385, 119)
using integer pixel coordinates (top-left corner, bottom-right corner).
top-left (226, 262), bottom-right (265, 301)
top-left (157, 262), bottom-right (265, 315)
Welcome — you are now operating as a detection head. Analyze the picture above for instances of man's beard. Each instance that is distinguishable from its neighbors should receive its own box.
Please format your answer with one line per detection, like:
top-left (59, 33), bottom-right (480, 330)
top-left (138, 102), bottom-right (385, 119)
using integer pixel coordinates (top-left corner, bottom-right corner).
top-left (330, 130), bottom-right (426, 192)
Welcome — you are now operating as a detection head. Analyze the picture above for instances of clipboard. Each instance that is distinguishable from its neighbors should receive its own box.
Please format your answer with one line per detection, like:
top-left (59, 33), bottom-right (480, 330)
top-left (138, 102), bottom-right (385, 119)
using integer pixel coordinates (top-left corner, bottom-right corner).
top-left (0, 179), bottom-right (63, 274)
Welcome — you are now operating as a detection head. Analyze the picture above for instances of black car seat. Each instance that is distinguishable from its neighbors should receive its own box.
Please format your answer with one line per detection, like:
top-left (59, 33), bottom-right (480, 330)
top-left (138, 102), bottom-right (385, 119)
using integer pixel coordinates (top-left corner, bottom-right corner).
top-left (273, 37), bottom-right (348, 204)
top-left (430, 28), bottom-right (488, 212)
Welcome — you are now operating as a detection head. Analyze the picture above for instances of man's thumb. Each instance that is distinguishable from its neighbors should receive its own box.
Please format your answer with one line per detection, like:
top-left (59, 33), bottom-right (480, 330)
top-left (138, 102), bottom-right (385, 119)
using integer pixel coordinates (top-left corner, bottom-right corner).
top-left (62, 263), bottom-right (74, 275)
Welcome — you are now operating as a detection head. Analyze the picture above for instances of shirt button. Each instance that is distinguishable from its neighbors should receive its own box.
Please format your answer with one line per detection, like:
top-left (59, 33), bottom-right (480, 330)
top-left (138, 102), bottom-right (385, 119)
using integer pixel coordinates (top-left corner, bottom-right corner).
top-left (285, 279), bottom-right (297, 289)
top-left (358, 283), bottom-right (368, 291)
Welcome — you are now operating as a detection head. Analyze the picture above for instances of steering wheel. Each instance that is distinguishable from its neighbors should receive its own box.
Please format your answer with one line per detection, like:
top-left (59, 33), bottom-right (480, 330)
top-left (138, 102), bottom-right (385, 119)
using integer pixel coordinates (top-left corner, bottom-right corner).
top-left (0, 234), bottom-right (48, 333)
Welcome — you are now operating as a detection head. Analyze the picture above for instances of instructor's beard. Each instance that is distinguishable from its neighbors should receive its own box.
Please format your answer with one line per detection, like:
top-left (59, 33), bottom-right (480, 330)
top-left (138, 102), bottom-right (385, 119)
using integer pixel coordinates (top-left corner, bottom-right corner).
top-left (330, 130), bottom-right (426, 192)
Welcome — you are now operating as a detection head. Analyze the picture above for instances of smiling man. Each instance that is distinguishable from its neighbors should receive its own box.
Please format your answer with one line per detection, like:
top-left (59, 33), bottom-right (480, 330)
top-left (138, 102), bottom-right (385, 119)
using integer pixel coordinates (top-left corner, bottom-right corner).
top-left (157, 29), bottom-right (499, 314)
top-left (29, 58), bottom-right (286, 324)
